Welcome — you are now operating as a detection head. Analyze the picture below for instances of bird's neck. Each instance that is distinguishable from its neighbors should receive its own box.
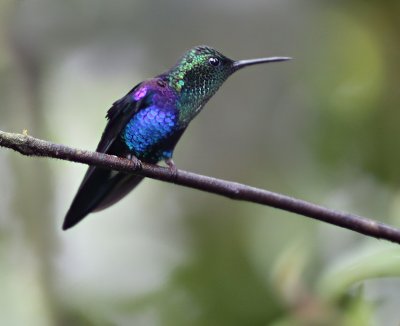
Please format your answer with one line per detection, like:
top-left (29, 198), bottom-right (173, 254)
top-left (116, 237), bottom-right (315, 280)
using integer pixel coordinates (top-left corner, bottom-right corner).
top-left (162, 71), bottom-right (221, 125)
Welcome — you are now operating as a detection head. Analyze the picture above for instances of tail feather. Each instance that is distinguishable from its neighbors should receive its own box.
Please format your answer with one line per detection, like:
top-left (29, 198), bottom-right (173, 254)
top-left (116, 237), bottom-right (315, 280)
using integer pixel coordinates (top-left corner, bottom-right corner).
top-left (63, 167), bottom-right (143, 230)
top-left (92, 173), bottom-right (144, 212)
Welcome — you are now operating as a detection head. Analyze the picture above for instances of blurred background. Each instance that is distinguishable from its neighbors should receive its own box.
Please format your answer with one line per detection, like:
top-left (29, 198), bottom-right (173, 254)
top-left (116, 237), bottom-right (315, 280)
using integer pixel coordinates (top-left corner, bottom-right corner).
top-left (1, 0), bottom-right (400, 325)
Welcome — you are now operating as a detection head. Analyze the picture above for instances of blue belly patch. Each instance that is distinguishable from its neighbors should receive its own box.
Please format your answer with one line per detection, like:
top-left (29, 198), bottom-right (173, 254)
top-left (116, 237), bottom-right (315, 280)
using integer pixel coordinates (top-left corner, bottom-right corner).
top-left (122, 106), bottom-right (177, 161)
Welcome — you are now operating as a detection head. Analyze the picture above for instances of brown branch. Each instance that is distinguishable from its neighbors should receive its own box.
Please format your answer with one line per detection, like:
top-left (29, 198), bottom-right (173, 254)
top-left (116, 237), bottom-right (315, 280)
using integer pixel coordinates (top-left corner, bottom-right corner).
top-left (0, 129), bottom-right (399, 243)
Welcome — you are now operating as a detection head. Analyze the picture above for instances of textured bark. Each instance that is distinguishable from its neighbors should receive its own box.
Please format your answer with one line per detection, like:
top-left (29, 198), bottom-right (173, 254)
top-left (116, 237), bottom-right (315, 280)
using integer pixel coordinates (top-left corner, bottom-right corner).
top-left (1, 129), bottom-right (400, 244)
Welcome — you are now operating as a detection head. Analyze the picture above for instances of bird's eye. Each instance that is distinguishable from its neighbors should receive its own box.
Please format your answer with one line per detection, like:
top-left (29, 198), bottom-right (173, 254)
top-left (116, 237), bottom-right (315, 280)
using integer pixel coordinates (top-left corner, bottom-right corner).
top-left (208, 57), bottom-right (220, 67)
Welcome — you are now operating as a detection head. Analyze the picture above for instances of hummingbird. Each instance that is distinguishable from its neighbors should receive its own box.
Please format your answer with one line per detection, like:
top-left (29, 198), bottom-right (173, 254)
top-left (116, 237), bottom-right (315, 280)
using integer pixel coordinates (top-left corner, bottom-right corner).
top-left (63, 45), bottom-right (291, 230)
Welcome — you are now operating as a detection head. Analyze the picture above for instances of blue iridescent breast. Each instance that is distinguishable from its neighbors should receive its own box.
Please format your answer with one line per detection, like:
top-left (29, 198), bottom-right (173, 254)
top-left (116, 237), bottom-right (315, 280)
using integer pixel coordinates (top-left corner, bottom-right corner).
top-left (122, 80), bottom-right (179, 161)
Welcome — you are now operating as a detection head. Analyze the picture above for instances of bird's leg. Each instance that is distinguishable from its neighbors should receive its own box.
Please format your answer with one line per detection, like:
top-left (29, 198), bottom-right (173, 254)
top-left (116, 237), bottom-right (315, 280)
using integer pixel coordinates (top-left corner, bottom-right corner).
top-left (165, 158), bottom-right (178, 180)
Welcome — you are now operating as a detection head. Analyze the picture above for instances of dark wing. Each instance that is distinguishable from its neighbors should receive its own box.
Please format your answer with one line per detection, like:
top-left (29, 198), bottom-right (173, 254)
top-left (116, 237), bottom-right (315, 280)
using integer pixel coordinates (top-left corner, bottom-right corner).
top-left (96, 83), bottom-right (144, 154)
top-left (63, 83), bottom-right (148, 230)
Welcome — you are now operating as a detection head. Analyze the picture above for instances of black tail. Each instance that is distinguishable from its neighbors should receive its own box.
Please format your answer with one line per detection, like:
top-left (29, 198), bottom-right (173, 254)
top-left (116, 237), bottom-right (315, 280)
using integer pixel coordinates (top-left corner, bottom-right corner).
top-left (63, 166), bottom-right (143, 230)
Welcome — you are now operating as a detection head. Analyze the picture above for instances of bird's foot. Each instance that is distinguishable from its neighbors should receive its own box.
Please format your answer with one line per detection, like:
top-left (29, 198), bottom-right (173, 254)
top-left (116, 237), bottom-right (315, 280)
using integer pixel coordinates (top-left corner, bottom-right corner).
top-left (126, 153), bottom-right (142, 170)
top-left (165, 158), bottom-right (178, 180)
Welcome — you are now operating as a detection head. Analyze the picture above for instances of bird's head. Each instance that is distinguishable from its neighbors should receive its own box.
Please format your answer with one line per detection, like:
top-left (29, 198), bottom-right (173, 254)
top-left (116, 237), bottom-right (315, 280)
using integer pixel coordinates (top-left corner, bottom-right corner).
top-left (167, 45), bottom-right (290, 94)
top-left (164, 45), bottom-right (291, 123)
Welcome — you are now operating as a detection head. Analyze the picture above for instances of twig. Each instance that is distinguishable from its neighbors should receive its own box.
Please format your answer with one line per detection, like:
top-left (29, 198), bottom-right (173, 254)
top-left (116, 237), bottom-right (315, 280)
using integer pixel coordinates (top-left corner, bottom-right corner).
top-left (0, 129), bottom-right (399, 243)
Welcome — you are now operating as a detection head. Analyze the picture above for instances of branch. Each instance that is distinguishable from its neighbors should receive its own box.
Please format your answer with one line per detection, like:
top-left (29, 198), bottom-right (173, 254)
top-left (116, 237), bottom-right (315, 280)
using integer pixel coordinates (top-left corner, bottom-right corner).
top-left (1, 129), bottom-right (399, 244)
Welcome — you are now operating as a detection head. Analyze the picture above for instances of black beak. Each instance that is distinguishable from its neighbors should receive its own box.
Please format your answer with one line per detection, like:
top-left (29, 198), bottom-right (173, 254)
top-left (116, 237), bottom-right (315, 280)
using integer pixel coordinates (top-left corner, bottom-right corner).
top-left (233, 56), bottom-right (292, 71)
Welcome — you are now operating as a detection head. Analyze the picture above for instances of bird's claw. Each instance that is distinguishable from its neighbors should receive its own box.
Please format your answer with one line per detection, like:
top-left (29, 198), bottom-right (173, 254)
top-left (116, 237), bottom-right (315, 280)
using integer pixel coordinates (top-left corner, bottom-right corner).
top-left (126, 153), bottom-right (142, 170)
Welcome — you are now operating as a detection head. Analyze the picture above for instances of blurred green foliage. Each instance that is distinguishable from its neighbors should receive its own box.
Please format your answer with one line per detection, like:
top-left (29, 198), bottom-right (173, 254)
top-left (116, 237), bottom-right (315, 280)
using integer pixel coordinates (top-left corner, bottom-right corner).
top-left (1, 0), bottom-right (400, 325)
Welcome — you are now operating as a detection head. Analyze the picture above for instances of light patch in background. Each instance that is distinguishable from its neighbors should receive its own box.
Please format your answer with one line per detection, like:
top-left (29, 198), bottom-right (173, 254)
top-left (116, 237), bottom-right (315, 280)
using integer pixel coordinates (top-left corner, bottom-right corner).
top-left (55, 179), bottom-right (188, 304)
